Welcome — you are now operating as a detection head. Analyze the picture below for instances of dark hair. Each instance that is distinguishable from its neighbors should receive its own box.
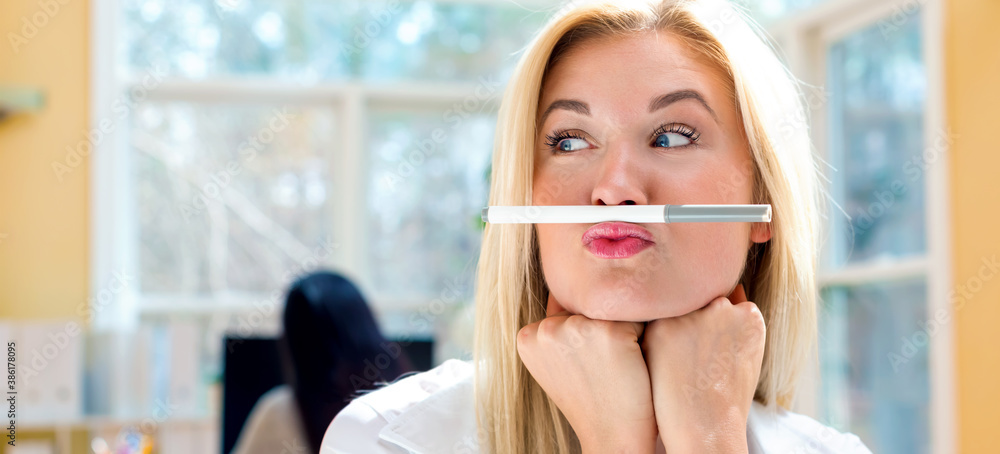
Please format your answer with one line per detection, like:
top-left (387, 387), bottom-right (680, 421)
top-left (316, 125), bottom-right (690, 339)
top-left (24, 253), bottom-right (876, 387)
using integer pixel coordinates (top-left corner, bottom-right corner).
top-left (281, 271), bottom-right (414, 452)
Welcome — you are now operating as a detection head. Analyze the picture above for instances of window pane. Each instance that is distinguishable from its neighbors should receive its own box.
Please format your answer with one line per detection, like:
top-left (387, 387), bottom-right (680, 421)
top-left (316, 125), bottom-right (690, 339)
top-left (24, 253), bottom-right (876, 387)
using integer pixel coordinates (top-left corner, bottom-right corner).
top-left (366, 109), bottom-right (492, 299)
top-left (122, 0), bottom-right (353, 79)
top-left (744, 0), bottom-right (831, 23)
top-left (122, 0), bottom-right (547, 82)
top-left (355, 1), bottom-right (547, 81)
top-left (131, 101), bottom-right (337, 295)
top-left (827, 13), bottom-right (926, 266)
top-left (819, 278), bottom-right (930, 454)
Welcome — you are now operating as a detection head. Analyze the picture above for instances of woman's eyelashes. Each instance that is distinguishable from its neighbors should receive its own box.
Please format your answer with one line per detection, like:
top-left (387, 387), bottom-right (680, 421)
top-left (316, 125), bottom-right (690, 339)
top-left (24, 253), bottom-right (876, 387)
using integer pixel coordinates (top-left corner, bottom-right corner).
top-left (544, 123), bottom-right (701, 154)
top-left (650, 122), bottom-right (700, 148)
top-left (544, 130), bottom-right (591, 153)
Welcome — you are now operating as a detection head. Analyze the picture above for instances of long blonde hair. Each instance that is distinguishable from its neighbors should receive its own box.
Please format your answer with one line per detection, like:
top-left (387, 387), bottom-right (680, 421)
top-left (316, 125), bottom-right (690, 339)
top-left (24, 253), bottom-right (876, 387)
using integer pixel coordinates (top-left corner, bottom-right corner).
top-left (472, 1), bottom-right (821, 452)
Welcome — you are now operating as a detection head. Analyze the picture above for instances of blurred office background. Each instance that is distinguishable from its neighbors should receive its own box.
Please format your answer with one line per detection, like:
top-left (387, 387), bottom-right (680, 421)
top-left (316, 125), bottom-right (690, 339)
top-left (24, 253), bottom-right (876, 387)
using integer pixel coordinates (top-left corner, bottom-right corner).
top-left (1, 0), bottom-right (997, 453)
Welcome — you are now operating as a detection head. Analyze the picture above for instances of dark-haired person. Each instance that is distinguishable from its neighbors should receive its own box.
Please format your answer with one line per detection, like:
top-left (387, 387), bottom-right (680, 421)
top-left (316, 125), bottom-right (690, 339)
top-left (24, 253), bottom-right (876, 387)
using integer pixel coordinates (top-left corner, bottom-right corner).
top-left (232, 271), bottom-right (413, 453)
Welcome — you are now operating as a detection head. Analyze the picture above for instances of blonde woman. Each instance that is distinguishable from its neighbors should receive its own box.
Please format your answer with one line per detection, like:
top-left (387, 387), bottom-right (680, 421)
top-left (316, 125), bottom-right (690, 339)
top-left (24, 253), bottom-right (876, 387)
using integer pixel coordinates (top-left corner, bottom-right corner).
top-left (322, 0), bottom-right (872, 452)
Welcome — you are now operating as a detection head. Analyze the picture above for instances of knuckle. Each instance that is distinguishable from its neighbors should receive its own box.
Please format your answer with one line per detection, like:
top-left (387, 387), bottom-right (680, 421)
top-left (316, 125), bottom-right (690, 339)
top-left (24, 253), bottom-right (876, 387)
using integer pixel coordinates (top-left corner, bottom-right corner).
top-left (709, 297), bottom-right (730, 310)
top-left (737, 301), bottom-right (764, 320)
top-left (563, 314), bottom-right (585, 329)
top-left (738, 304), bottom-right (766, 338)
top-left (517, 323), bottom-right (537, 342)
top-left (536, 317), bottom-right (561, 339)
top-left (567, 315), bottom-right (597, 336)
top-left (515, 331), bottom-right (529, 356)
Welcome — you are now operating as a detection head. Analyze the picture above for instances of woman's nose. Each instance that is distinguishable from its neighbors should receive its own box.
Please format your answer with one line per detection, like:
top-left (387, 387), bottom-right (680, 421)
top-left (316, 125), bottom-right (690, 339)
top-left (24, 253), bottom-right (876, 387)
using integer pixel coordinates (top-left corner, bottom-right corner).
top-left (590, 142), bottom-right (649, 206)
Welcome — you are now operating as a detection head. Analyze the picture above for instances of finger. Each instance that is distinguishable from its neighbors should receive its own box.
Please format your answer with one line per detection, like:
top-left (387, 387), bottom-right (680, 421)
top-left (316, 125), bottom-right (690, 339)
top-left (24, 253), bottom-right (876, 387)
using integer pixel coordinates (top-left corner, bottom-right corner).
top-left (628, 321), bottom-right (646, 341)
top-left (517, 322), bottom-right (540, 355)
top-left (518, 322), bottom-right (538, 342)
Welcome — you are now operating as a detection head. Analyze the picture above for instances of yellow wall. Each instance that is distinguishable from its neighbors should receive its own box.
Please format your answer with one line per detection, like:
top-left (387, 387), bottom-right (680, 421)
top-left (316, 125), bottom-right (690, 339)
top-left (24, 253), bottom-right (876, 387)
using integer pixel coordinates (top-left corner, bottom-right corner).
top-left (0, 0), bottom-right (90, 319)
top-left (0, 2), bottom-right (92, 451)
top-left (946, 0), bottom-right (1000, 452)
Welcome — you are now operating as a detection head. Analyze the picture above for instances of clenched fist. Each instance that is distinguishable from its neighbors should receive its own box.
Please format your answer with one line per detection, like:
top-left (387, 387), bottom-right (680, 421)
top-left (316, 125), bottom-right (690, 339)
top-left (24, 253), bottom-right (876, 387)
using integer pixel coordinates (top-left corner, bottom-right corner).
top-left (516, 293), bottom-right (659, 453)
top-left (642, 284), bottom-right (766, 453)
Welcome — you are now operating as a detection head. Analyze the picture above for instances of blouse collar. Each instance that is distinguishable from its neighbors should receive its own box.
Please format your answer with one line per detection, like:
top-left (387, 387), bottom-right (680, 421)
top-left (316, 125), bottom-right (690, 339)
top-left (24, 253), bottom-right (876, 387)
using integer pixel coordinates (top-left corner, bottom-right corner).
top-left (378, 360), bottom-right (481, 453)
top-left (375, 359), bottom-right (794, 454)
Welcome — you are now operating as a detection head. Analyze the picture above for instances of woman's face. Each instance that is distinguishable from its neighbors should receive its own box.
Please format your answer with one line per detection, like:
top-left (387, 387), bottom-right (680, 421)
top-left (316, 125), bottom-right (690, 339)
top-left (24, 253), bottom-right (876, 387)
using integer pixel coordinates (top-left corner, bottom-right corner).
top-left (533, 32), bottom-right (771, 322)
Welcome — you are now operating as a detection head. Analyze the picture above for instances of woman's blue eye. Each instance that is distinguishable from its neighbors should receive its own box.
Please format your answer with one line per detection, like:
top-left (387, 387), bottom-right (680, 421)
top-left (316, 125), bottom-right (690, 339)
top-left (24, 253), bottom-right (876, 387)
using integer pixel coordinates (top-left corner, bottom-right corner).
top-left (556, 137), bottom-right (589, 152)
top-left (653, 132), bottom-right (692, 148)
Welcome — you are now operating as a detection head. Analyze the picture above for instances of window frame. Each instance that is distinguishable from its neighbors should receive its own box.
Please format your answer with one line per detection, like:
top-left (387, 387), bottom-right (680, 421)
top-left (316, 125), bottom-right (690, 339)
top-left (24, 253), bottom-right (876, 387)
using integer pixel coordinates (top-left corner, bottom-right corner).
top-left (121, 78), bottom-right (498, 319)
top-left (765, 0), bottom-right (953, 451)
top-left (90, 0), bottom-right (540, 425)
top-left (91, 1), bottom-right (505, 332)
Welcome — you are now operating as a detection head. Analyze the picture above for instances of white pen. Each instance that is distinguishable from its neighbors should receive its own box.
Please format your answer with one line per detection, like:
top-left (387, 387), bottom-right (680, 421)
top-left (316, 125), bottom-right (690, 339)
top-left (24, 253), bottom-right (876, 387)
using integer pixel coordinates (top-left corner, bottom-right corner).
top-left (481, 204), bottom-right (771, 224)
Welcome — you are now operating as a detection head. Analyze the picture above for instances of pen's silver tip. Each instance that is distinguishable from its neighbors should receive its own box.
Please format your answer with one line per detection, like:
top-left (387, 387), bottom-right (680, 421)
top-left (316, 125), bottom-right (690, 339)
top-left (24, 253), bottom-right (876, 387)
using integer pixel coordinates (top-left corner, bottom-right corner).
top-left (481, 207), bottom-right (489, 223)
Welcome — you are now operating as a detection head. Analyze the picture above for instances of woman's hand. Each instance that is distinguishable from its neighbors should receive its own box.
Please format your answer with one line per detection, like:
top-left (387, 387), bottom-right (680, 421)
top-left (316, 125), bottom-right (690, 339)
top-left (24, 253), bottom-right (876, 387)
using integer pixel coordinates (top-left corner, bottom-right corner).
top-left (517, 293), bottom-right (659, 454)
top-left (641, 284), bottom-right (765, 454)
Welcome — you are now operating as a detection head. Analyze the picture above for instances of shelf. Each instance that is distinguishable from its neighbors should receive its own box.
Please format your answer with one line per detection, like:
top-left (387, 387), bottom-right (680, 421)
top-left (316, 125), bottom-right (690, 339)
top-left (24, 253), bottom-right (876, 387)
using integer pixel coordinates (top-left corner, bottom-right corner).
top-left (17, 414), bottom-right (217, 431)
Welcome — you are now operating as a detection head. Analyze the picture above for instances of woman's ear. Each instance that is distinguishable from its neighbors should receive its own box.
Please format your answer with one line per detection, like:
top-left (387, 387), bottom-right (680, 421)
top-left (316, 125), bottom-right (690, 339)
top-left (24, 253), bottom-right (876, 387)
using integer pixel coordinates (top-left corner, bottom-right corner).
top-left (750, 222), bottom-right (771, 244)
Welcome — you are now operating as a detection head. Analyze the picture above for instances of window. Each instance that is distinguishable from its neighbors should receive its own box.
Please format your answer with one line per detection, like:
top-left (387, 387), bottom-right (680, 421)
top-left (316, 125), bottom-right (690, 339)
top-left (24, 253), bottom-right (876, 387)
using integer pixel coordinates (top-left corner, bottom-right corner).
top-left (91, 0), bottom-right (552, 427)
top-left (820, 14), bottom-right (931, 453)
top-left (757, 0), bottom-right (952, 452)
top-left (101, 0), bottom-right (549, 316)
top-left (133, 101), bottom-right (338, 295)
top-left (366, 108), bottom-right (494, 299)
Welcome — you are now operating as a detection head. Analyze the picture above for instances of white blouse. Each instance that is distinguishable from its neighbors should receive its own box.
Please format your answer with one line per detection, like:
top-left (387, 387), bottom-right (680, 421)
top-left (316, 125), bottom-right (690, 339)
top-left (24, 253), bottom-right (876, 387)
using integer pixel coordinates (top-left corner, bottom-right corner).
top-left (321, 359), bottom-right (872, 454)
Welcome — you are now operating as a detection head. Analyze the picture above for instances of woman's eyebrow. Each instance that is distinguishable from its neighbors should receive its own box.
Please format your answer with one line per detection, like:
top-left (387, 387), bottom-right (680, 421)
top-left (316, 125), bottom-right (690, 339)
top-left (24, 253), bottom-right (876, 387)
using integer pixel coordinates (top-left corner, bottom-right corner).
top-left (538, 99), bottom-right (590, 125)
top-left (537, 90), bottom-right (719, 126)
top-left (648, 90), bottom-right (720, 124)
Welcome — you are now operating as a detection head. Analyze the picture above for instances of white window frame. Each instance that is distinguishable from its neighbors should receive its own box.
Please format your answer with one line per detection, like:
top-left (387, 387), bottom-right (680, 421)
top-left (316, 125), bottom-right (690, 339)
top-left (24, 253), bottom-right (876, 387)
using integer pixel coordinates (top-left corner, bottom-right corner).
top-left (766, 0), bottom-right (953, 452)
top-left (90, 0), bottom-right (521, 338)
top-left (89, 0), bottom-right (520, 421)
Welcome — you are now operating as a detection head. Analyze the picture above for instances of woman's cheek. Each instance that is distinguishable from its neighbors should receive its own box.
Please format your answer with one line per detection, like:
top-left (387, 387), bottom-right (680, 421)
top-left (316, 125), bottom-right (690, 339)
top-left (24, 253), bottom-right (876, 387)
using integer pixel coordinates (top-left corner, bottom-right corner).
top-left (536, 226), bottom-right (574, 312)
top-left (536, 226), bottom-right (563, 273)
top-left (676, 223), bottom-right (747, 285)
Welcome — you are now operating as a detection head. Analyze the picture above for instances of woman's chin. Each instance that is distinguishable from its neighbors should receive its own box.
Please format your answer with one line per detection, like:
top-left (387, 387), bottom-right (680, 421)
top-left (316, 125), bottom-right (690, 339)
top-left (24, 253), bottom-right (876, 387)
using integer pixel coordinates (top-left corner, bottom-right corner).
top-left (574, 295), bottom-right (698, 322)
